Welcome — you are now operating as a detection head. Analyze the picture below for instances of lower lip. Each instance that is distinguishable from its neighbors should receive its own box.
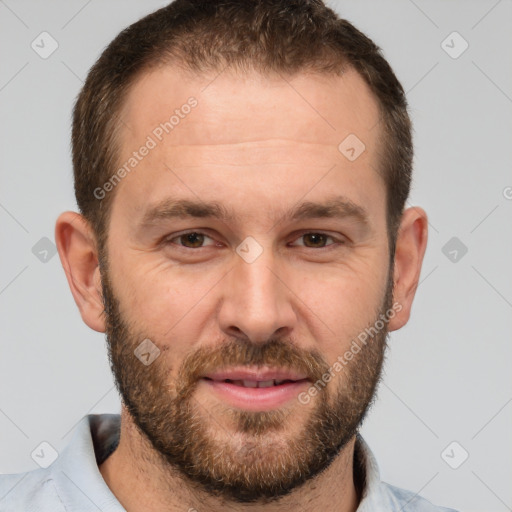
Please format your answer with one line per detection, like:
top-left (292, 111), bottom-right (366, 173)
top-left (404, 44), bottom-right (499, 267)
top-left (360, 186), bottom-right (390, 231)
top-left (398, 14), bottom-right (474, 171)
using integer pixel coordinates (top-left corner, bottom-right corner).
top-left (199, 378), bottom-right (310, 411)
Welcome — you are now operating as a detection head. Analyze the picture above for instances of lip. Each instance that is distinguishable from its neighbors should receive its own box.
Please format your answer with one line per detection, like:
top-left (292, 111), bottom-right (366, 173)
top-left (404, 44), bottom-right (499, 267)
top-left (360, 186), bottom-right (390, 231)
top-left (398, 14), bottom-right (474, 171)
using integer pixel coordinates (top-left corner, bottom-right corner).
top-left (202, 366), bottom-right (309, 382)
top-left (198, 366), bottom-right (311, 411)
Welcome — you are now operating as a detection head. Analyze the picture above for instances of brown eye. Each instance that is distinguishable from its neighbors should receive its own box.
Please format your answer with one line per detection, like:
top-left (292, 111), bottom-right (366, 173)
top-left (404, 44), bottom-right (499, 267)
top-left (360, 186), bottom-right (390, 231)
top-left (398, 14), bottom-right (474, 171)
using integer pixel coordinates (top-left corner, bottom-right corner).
top-left (166, 231), bottom-right (216, 249)
top-left (302, 233), bottom-right (330, 248)
top-left (291, 232), bottom-right (340, 249)
top-left (179, 232), bottom-right (205, 248)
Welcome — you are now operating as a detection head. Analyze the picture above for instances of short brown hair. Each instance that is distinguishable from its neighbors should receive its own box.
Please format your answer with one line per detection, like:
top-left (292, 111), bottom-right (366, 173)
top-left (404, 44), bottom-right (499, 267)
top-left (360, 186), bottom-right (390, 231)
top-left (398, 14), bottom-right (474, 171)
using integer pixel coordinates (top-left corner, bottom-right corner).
top-left (72, 0), bottom-right (412, 260)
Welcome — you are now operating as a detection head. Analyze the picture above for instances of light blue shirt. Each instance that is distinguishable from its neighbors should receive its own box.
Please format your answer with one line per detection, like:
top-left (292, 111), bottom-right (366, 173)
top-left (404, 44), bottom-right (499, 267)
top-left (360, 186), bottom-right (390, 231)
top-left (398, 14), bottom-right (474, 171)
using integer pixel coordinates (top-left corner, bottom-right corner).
top-left (0, 414), bottom-right (458, 511)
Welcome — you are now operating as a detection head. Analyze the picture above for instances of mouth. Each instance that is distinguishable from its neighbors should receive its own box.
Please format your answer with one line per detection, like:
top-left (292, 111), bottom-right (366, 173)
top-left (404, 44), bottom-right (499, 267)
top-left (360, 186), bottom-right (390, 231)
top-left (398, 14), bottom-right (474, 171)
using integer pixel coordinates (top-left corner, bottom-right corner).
top-left (203, 377), bottom-right (307, 388)
top-left (199, 367), bottom-right (311, 411)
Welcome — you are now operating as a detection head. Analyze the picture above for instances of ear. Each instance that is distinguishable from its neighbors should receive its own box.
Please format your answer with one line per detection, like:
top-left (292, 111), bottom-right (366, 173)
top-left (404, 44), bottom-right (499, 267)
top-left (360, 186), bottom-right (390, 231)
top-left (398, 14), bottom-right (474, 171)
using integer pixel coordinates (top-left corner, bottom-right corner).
top-left (387, 206), bottom-right (428, 332)
top-left (55, 211), bottom-right (106, 333)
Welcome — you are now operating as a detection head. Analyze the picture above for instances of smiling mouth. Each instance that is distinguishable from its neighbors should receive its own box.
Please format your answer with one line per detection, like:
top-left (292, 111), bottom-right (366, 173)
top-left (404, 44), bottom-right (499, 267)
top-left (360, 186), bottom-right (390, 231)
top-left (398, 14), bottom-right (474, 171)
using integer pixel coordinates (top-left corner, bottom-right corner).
top-left (199, 371), bottom-right (312, 411)
top-left (202, 377), bottom-right (307, 388)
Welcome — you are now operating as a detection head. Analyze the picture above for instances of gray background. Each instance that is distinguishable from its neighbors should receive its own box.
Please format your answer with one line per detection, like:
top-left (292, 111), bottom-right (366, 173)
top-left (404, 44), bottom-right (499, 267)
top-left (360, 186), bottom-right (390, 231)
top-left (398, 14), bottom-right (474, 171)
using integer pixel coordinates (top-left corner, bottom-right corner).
top-left (1, 1), bottom-right (511, 511)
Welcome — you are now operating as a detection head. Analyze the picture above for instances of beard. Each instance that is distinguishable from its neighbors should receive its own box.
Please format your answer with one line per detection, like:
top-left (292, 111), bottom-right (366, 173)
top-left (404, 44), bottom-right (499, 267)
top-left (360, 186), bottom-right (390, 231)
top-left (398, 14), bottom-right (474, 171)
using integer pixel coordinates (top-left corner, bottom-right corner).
top-left (99, 257), bottom-right (393, 504)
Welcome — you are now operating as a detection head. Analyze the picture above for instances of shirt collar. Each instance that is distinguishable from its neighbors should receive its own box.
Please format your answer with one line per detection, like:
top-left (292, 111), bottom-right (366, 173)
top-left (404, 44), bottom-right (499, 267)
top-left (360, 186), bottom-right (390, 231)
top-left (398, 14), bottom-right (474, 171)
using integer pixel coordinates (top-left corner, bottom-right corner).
top-left (54, 414), bottom-right (383, 510)
top-left (50, 413), bottom-right (124, 511)
top-left (353, 431), bottom-right (387, 510)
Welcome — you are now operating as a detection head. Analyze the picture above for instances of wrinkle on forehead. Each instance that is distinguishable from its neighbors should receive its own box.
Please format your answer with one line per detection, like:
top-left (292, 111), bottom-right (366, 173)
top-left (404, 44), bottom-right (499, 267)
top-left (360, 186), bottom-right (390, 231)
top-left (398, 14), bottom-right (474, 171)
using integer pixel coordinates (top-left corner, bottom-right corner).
top-left (118, 66), bottom-right (381, 151)
top-left (160, 140), bottom-right (349, 168)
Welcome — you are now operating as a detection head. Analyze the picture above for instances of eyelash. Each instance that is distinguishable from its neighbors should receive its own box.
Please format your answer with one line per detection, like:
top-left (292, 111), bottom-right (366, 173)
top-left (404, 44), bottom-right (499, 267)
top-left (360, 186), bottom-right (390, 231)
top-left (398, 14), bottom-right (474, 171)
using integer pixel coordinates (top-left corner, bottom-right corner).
top-left (164, 230), bottom-right (346, 250)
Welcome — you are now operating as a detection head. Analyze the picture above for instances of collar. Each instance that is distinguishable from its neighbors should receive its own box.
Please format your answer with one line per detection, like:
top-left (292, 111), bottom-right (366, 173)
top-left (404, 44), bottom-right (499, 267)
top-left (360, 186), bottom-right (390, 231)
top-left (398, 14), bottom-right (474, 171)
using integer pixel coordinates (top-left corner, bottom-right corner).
top-left (57, 414), bottom-right (383, 510)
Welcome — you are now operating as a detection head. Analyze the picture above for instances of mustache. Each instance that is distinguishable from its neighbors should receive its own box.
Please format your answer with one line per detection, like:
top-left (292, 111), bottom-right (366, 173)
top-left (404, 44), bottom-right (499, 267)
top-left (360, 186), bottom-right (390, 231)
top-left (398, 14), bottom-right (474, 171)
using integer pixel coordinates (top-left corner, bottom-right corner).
top-left (175, 337), bottom-right (330, 399)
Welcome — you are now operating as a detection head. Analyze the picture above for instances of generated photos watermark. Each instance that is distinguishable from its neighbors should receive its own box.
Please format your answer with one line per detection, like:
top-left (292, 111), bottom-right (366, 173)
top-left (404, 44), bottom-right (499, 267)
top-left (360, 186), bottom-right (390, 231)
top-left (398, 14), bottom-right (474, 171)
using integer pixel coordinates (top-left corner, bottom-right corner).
top-left (93, 96), bottom-right (198, 200)
top-left (298, 301), bottom-right (402, 405)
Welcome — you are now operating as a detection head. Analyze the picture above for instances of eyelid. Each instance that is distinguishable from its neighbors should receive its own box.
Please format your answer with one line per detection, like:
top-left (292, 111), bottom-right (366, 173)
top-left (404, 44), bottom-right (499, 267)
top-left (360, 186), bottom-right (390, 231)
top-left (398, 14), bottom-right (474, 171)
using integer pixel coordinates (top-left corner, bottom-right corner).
top-left (288, 231), bottom-right (343, 247)
top-left (165, 230), bottom-right (218, 248)
top-left (164, 229), bottom-right (346, 249)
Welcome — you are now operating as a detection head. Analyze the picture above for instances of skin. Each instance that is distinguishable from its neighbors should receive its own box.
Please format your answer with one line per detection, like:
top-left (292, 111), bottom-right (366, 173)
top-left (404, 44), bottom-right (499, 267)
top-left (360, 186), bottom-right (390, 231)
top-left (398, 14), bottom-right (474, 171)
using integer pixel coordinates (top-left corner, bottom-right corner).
top-left (55, 66), bottom-right (428, 512)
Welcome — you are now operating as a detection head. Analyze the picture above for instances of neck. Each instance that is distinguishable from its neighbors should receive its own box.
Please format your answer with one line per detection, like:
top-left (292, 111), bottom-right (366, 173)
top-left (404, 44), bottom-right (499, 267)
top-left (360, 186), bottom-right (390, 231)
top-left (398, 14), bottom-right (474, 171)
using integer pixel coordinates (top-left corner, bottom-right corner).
top-left (99, 408), bottom-right (361, 512)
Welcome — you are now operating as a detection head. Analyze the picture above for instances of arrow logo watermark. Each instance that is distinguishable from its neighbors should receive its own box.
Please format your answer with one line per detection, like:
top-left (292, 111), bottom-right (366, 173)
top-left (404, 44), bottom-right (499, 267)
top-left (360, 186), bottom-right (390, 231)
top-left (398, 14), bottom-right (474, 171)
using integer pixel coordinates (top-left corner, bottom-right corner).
top-left (442, 236), bottom-right (468, 263)
top-left (30, 441), bottom-right (59, 469)
top-left (236, 236), bottom-right (263, 263)
top-left (30, 31), bottom-right (59, 59)
top-left (441, 441), bottom-right (469, 469)
top-left (441, 31), bottom-right (469, 59)
top-left (32, 236), bottom-right (57, 263)
top-left (134, 338), bottom-right (161, 366)
top-left (338, 133), bottom-right (366, 162)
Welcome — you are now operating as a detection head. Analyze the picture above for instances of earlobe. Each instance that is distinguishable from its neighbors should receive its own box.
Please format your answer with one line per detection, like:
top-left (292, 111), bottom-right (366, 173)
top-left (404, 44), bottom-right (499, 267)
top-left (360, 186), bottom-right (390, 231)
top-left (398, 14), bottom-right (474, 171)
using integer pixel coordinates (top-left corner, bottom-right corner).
top-left (55, 211), bottom-right (106, 333)
top-left (387, 206), bottom-right (428, 332)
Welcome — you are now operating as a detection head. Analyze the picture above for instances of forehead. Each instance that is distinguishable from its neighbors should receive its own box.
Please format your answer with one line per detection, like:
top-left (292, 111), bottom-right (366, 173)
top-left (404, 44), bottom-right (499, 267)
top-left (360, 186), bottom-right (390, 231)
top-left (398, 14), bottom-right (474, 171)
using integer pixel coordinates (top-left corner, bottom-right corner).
top-left (120, 65), bottom-right (381, 148)
top-left (110, 65), bottom-right (384, 228)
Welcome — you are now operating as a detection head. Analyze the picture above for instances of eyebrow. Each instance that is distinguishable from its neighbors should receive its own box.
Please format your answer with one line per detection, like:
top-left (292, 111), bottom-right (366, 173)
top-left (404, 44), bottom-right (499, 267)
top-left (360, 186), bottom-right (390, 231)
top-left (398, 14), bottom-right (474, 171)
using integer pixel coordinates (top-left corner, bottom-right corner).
top-left (140, 195), bottom-right (370, 229)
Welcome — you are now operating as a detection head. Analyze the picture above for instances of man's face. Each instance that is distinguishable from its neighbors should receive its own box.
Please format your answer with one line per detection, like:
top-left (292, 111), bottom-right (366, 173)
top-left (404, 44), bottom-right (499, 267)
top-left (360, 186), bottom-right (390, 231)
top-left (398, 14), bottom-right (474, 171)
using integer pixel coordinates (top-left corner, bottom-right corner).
top-left (100, 67), bottom-right (392, 502)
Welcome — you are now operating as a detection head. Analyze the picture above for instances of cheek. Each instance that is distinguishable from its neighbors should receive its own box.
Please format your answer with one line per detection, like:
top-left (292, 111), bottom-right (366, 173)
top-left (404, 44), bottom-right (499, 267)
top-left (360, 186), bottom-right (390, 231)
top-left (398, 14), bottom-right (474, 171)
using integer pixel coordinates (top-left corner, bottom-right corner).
top-left (306, 245), bottom-right (388, 302)
top-left (299, 256), bottom-right (389, 351)
top-left (111, 257), bottom-right (221, 338)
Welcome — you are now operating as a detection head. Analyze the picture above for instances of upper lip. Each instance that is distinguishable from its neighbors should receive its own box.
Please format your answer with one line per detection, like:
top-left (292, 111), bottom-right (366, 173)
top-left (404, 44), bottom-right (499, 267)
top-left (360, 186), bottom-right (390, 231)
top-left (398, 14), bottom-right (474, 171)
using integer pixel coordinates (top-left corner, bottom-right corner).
top-left (202, 367), bottom-right (309, 382)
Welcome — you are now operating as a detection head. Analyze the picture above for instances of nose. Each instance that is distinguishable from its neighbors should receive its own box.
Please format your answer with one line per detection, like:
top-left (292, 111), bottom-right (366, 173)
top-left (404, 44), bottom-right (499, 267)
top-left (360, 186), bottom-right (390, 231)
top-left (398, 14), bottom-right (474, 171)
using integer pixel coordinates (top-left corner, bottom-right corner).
top-left (217, 249), bottom-right (297, 343)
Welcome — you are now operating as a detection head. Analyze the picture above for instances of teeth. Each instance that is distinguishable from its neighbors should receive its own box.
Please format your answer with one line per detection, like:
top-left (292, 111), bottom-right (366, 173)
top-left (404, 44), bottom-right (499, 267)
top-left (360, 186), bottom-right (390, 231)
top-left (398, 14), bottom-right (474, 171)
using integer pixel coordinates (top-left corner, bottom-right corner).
top-left (224, 379), bottom-right (295, 388)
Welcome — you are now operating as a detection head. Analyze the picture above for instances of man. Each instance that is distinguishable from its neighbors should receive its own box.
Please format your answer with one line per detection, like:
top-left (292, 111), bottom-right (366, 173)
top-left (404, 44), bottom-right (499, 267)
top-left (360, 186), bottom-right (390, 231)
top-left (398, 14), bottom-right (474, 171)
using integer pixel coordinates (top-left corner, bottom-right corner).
top-left (0, 0), bottom-right (458, 510)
